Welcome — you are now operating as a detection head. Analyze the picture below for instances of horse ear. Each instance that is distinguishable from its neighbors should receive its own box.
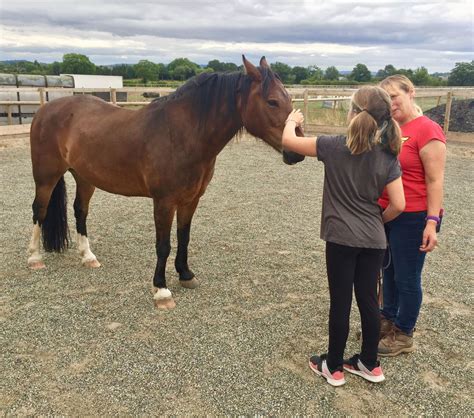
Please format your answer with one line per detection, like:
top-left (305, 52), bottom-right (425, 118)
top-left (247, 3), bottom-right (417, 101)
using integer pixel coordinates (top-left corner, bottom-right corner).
top-left (242, 55), bottom-right (262, 82)
top-left (259, 56), bottom-right (270, 69)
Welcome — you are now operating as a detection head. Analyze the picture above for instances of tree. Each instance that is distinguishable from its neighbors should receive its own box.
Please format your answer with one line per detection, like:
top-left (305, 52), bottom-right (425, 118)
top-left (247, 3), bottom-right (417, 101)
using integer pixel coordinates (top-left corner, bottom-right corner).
top-left (271, 62), bottom-right (292, 83)
top-left (111, 64), bottom-right (136, 79)
top-left (172, 64), bottom-right (196, 80)
top-left (411, 67), bottom-right (431, 85)
top-left (134, 60), bottom-right (159, 83)
top-left (324, 66), bottom-right (340, 80)
top-left (96, 65), bottom-right (112, 76)
top-left (396, 68), bottom-right (414, 79)
top-left (291, 66), bottom-right (309, 84)
top-left (448, 61), bottom-right (474, 86)
top-left (307, 65), bottom-right (324, 81)
top-left (207, 59), bottom-right (225, 72)
top-left (61, 53), bottom-right (96, 74)
top-left (376, 64), bottom-right (397, 79)
top-left (167, 58), bottom-right (200, 80)
top-left (223, 62), bottom-right (238, 72)
top-left (350, 63), bottom-right (371, 82)
top-left (196, 67), bottom-right (214, 75)
top-left (206, 60), bottom-right (238, 73)
top-left (48, 61), bottom-right (61, 75)
top-left (156, 63), bottom-right (168, 80)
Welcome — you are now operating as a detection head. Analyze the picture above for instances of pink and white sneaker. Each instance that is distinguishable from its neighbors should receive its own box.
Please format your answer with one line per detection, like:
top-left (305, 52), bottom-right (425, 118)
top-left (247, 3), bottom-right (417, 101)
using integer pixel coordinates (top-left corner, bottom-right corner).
top-left (343, 354), bottom-right (385, 383)
top-left (309, 354), bottom-right (346, 387)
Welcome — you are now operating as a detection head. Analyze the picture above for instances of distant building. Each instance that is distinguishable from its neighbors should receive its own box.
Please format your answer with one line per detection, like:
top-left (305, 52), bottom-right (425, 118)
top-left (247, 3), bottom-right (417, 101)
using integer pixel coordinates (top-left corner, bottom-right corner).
top-left (0, 73), bottom-right (125, 125)
top-left (61, 74), bottom-right (123, 88)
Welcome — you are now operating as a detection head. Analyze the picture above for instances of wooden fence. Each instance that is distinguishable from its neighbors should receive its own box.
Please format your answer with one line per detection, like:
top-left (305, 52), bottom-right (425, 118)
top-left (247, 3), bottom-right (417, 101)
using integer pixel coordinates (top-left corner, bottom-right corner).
top-left (1, 86), bottom-right (473, 134)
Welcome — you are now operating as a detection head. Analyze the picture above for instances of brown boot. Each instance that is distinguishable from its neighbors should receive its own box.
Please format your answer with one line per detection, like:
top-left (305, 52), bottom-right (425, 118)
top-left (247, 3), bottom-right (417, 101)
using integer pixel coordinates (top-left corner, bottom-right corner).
top-left (380, 315), bottom-right (394, 340)
top-left (378, 326), bottom-right (414, 357)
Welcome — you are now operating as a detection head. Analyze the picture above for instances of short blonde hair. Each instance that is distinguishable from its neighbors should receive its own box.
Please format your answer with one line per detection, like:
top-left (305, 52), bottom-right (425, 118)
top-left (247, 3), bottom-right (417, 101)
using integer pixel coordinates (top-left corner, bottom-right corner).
top-left (347, 86), bottom-right (401, 155)
top-left (379, 74), bottom-right (423, 116)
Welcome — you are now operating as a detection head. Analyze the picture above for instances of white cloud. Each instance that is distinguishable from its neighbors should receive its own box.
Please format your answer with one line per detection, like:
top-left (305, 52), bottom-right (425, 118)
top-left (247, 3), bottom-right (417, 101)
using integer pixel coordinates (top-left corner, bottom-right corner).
top-left (0, 0), bottom-right (472, 72)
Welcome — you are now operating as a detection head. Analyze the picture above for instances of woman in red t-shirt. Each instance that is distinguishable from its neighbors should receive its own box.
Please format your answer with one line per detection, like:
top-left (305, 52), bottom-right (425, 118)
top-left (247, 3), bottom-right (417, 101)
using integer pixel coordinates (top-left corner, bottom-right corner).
top-left (378, 75), bottom-right (446, 356)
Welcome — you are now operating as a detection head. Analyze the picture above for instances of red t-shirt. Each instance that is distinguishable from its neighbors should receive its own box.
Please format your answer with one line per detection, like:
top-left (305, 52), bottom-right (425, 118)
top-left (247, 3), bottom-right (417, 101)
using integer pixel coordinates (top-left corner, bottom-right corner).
top-left (379, 116), bottom-right (446, 212)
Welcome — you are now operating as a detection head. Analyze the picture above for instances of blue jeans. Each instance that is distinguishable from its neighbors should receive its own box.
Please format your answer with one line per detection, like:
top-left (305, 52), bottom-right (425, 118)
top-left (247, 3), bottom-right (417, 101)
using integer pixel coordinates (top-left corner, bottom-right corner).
top-left (381, 212), bottom-right (427, 334)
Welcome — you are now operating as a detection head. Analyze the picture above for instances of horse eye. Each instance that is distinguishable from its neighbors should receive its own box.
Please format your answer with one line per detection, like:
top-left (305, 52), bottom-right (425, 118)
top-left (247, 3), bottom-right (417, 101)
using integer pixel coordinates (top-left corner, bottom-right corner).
top-left (267, 99), bottom-right (279, 108)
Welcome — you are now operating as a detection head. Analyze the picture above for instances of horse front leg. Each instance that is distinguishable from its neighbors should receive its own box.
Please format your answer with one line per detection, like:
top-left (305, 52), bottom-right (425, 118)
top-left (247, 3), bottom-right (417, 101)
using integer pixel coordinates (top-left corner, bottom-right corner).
top-left (152, 199), bottom-right (177, 309)
top-left (175, 199), bottom-right (200, 289)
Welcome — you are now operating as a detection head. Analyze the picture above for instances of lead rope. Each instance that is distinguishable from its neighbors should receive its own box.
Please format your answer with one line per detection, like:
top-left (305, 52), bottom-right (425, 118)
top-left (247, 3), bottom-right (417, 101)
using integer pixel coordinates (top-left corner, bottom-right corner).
top-left (377, 270), bottom-right (383, 308)
top-left (378, 245), bottom-right (392, 308)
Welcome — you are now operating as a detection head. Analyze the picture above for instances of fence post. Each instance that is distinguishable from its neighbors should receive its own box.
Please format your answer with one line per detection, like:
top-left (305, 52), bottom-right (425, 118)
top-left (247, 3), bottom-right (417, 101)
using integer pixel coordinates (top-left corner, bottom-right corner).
top-left (444, 91), bottom-right (452, 134)
top-left (7, 105), bottom-right (13, 125)
top-left (111, 88), bottom-right (117, 104)
top-left (303, 89), bottom-right (308, 130)
top-left (39, 88), bottom-right (46, 106)
top-left (436, 95), bottom-right (441, 107)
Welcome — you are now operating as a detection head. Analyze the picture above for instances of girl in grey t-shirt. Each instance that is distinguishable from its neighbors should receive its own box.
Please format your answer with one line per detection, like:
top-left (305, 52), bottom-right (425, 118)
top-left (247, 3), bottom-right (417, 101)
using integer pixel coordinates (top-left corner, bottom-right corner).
top-left (282, 86), bottom-right (405, 387)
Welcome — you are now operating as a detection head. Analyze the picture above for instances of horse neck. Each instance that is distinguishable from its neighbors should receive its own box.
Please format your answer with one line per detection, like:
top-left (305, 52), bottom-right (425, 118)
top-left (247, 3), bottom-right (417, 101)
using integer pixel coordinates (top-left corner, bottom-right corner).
top-left (187, 78), bottom-right (245, 156)
top-left (148, 74), bottom-right (246, 158)
top-left (198, 105), bottom-right (243, 155)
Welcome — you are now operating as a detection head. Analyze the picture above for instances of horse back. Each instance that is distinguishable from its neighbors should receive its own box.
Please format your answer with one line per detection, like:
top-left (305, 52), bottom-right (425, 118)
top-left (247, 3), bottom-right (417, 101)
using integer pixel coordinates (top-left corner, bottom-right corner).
top-left (30, 95), bottom-right (153, 196)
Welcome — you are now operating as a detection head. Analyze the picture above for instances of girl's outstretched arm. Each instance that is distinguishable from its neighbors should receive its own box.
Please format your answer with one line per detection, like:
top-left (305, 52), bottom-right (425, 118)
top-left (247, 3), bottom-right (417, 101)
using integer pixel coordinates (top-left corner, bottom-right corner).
top-left (282, 109), bottom-right (317, 157)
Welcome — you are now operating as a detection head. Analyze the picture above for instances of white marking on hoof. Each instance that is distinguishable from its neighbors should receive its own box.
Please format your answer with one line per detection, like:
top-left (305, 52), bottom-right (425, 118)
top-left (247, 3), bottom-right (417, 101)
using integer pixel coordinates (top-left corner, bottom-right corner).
top-left (77, 233), bottom-right (100, 267)
top-left (153, 288), bottom-right (172, 300)
top-left (28, 223), bottom-right (44, 269)
top-left (153, 288), bottom-right (175, 309)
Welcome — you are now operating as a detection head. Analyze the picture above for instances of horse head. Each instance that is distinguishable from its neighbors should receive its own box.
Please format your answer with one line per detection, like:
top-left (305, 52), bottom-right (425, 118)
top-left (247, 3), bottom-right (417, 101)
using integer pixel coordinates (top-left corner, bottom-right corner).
top-left (239, 55), bottom-right (305, 165)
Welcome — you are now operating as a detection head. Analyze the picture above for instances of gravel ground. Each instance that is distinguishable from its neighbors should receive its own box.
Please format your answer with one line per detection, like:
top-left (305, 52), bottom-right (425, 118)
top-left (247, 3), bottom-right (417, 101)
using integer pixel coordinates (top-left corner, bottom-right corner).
top-left (1, 134), bottom-right (473, 416)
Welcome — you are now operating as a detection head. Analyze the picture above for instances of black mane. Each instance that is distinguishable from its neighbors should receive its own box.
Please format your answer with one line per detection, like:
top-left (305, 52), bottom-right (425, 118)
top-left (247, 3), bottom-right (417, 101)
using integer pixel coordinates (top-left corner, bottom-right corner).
top-left (151, 66), bottom-right (280, 131)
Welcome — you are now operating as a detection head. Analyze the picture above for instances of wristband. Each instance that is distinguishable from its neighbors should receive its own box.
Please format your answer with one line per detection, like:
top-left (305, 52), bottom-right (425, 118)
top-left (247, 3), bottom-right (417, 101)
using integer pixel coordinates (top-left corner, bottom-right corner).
top-left (425, 215), bottom-right (440, 224)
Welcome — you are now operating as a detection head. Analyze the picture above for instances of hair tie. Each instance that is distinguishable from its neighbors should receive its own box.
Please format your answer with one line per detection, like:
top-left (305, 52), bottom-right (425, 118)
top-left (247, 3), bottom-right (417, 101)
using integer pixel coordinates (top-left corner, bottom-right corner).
top-left (360, 108), bottom-right (377, 119)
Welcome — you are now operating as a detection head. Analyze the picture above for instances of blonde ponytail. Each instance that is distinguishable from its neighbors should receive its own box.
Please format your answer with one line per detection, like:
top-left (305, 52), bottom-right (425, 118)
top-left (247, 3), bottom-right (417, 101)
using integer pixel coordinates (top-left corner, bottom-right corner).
top-left (347, 111), bottom-right (378, 154)
top-left (346, 86), bottom-right (401, 156)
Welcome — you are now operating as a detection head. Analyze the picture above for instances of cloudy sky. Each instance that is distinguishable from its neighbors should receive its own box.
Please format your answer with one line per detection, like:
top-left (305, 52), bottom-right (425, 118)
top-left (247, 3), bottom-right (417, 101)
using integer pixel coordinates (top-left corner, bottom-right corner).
top-left (0, 0), bottom-right (472, 72)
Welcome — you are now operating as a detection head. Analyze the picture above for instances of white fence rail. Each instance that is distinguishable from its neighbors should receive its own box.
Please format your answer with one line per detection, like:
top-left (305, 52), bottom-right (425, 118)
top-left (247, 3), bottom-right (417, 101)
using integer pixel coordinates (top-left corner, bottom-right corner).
top-left (1, 86), bottom-right (473, 133)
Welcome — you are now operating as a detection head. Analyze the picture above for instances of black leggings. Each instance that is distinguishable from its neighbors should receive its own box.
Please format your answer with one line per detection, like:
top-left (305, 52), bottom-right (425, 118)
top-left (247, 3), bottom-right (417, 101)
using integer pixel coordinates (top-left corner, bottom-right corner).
top-left (325, 241), bottom-right (385, 370)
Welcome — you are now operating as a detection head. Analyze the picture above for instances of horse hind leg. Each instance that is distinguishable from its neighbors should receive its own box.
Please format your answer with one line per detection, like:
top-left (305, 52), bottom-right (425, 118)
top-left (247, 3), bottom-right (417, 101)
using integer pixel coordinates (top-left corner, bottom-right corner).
top-left (28, 222), bottom-right (44, 270)
top-left (28, 176), bottom-right (69, 269)
top-left (71, 172), bottom-right (100, 268)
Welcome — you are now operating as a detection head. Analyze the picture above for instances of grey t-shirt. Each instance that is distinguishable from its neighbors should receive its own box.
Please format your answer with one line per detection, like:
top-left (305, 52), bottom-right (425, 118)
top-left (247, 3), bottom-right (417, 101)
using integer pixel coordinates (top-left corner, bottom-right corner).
top-left (317, 135), bottom-right (401, 249)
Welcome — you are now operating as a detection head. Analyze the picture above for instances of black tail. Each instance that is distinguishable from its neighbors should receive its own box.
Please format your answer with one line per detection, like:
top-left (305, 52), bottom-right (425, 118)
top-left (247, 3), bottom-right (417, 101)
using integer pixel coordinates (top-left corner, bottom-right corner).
top-left (42, 176), bottom-right (70, 252)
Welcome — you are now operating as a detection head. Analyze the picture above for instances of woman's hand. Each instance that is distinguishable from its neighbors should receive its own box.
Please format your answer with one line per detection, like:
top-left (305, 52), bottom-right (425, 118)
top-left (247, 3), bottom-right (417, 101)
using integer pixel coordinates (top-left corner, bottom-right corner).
top-left (285, 109), bottom-right (304, 127)
top-left (420, 221), bottom-right (438, 252)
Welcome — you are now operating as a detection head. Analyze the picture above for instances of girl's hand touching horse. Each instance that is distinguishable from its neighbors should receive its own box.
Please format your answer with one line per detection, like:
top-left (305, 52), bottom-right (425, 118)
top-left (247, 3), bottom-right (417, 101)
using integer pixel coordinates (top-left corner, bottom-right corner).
top-left (285, 109), bottom-right (304, 127)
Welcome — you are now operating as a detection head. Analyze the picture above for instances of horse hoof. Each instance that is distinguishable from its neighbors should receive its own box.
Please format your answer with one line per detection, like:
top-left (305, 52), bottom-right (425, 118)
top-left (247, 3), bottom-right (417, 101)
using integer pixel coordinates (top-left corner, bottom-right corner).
top-left (180, 277), bottom-right (199, 289)
top-left (83, 259), bottom-right (101, 268)
top-left (28, 260), bottom-right (46, 270)
top-left (154, 297), bottom-right (176, 310)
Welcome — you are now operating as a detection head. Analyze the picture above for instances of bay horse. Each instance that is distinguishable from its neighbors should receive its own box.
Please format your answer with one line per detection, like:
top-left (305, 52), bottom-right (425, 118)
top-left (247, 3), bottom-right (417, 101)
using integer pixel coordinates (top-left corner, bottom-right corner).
top-left (27, 55), bottom-right (304, 309)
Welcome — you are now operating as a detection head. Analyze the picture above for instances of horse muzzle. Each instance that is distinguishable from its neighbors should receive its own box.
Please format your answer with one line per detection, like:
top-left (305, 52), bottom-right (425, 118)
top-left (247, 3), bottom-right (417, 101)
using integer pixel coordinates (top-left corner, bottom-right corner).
top-left (282, 125), bottom-right (305, 165)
